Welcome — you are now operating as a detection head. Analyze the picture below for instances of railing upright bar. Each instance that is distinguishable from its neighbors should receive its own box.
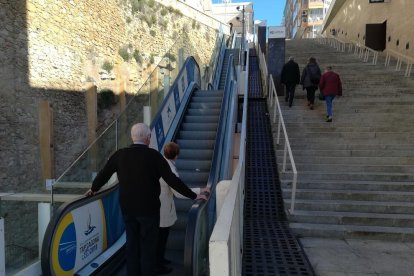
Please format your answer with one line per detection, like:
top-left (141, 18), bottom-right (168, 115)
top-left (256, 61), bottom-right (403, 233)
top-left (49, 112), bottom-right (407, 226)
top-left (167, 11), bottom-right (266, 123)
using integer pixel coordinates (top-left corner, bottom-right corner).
top-left (115, 119), bottom-right (118, 150)
top-left (290, 171), bottom-right (298, 213)
top-left (276, 115), bottom-right (281, 145)
top-left (282, 142), bottom-right (287, 172)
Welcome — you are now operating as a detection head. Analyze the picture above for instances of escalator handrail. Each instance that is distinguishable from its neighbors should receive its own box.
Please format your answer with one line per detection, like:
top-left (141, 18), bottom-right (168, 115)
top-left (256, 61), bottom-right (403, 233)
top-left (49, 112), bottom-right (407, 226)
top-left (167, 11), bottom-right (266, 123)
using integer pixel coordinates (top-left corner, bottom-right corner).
top-left (149, 56), bottom-right (200, 131)
top-left (184, 54), bottom-right (236, 275)
top-left (212, 36), bottom-right (227, 90)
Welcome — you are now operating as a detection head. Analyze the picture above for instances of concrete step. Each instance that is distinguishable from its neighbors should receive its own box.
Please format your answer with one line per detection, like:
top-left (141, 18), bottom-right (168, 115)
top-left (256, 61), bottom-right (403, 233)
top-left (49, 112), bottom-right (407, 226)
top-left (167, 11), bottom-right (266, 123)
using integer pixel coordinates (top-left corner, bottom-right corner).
top-left (277, 149), bottom-right (414, 157)
top-left (295, 155), bottom-right (414, 166)
top-left (281, 131), bottom-right (414, 140)
top-left (275, 142), bottom-right (414, 151)
top-left (281, 163), bottom-right (414, 174)
top-left (289, 210), bottom-right (414, 228)
top-left (284, 199), bottom-right (414, 214)
top-left (282, 156), bottom-right (414, 165)
top-left (280, 179), bottom-right (414, 192)
top-left (289, 222), bottom-right (414, 241)
top-left (279, 171), bottom-right (414, 182)
top-left (279, 136), bottom-right (414, 145)
top-left (281, 38), bottom-right (414, 240)
top-left (283, 188), bottom-right (414, 202)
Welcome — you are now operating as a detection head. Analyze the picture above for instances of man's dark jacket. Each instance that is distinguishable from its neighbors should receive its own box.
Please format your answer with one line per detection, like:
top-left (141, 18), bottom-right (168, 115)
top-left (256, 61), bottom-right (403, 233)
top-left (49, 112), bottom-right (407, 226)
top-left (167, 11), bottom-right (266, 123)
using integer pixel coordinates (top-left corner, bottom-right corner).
top-left (281, 60), bottom-right (300, 85)
top-left (91, 144), bottom-right (197, 216)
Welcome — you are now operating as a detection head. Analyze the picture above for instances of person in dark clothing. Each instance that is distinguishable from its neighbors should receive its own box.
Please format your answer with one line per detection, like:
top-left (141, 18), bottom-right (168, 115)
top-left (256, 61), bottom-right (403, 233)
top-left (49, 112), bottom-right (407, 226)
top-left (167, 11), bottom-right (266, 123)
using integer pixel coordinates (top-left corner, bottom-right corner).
top-left (86, 123), bottom-right (206, 276)
top-left (281, 56), bottom-right (301, 107)
top-left (319, 66), bottom-right (342, 122)
top-left (301, 57), bottom-right (321, 110)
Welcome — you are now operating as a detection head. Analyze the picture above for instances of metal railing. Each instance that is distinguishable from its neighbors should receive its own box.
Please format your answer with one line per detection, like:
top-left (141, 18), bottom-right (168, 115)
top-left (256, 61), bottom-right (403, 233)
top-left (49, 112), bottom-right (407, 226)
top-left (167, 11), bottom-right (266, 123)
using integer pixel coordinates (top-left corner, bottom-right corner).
top-left (208, 46), bottom-right (249, 276)
top-left (184, 53), bottom-right (238, 275)
top-left (319, 35), bottom-right (414, 78)
top-left (317, 36), bottom-right (379, 65)
top-left (257, 46), bottom-right (298, 214)
top-left (385, 48), bottom-right (414, 77)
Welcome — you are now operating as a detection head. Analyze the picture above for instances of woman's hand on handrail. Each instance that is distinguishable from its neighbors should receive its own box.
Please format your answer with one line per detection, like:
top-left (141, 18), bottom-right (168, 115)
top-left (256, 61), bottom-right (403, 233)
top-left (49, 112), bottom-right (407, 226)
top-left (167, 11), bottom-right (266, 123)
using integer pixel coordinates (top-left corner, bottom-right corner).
top-left (195, 187), bottom-right (211, 201)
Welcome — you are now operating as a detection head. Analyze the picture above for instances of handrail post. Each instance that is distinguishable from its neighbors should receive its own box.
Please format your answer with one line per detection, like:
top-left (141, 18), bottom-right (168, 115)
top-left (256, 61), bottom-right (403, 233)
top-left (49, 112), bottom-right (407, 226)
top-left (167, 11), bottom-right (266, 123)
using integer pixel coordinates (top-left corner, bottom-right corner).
top-left (276, 115), bottom-right (281, 145)
top-left (282, 142), bottom-right (287, 172)
top-left (290, 172), bottom-right (298, 214)
top-left (115, 119), bottom-right (118, 150)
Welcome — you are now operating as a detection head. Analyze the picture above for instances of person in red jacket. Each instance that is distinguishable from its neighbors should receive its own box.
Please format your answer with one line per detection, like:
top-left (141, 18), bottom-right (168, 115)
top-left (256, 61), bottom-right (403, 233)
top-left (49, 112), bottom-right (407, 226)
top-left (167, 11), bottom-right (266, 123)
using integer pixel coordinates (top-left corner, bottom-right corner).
top-left (319, 66), bottom-right (342, 122)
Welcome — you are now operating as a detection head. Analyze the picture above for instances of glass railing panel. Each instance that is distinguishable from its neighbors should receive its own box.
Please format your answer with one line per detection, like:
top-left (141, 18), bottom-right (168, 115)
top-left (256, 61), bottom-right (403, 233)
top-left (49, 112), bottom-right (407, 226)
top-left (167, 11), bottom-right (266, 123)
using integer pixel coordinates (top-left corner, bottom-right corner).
top-left (1, 200), bottom-right (41, 275)
top-left (52, 123), bottom-right (117, 194)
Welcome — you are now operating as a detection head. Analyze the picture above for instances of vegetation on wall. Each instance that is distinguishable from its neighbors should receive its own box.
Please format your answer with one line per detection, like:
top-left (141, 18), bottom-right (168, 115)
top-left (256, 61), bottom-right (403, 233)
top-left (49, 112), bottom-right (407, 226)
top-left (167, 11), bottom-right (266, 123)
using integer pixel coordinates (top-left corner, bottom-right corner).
top-left (118, 46), bottom-right (131, 61)
top-left (164, 52), bottom-right (176, 62)
top-left (102, 60), bottom-right (113, 72)
top-left (133, 49), bottom-right (143, 64)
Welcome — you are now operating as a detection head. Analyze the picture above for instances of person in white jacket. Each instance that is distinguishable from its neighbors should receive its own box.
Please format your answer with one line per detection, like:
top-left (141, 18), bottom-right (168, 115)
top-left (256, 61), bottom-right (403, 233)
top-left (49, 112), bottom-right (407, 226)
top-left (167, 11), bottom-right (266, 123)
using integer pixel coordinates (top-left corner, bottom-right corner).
top-left (156, 142), bottom-right (210, 274)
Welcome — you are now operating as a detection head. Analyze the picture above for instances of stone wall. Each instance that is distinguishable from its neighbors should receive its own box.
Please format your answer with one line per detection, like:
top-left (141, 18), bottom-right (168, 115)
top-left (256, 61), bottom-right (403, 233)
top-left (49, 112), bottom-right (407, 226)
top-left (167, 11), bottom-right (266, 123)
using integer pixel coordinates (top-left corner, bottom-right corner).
top-left (324, 0), bottom-right (414, 58)
top-left (0, 0), bottom-right (222, 262)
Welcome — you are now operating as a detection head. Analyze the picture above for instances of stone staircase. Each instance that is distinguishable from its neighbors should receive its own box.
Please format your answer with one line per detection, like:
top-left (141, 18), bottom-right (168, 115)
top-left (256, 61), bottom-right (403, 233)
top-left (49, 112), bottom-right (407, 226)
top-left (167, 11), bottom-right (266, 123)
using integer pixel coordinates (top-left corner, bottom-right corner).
top-left (275, 38), bottom-right (414, 241)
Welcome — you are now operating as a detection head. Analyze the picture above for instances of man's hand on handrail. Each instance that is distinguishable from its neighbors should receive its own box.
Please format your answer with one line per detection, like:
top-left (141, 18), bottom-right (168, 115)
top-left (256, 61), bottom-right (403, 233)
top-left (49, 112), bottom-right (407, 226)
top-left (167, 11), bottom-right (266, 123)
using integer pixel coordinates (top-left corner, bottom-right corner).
top-left (84, 189), bottom-right (96, 197)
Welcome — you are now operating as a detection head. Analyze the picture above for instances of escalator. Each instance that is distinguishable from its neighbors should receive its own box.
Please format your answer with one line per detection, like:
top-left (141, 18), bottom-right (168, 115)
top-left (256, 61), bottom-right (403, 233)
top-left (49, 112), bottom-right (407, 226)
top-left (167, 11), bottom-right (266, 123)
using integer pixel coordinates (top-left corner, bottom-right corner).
top-left (164, 89), bottom-right (223, 275)
top-left (162, 48), bottom-right (240, 275)
top-left (41, 33), bottom-right (239, 274)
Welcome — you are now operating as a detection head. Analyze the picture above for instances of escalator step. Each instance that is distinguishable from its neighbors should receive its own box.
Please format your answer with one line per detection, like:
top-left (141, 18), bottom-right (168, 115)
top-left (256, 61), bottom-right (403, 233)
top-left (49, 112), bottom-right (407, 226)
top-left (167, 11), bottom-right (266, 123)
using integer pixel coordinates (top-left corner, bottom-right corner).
top-left (183, 116), bottom-right (219, 123)
top-left (177, 131), bottom-right (216, 140)
top-left (176, 139), bottom-right (215, 149)
top-left (189, 102), bottom-right (221, 109)
top-left (176, 160), bottom-right (211, 171)
top-left (181, 123), bottom-right (217, 132)
top-left (178, 171), bottom-right (210, 184)
top-left (186, 109), bottom-right (220, 116)
top-left (191, 97), bottom-right (222, 103)
top-left (193, 91), bottom-right (223, 97)
top-left (179, 149), bottom-right (213, 159)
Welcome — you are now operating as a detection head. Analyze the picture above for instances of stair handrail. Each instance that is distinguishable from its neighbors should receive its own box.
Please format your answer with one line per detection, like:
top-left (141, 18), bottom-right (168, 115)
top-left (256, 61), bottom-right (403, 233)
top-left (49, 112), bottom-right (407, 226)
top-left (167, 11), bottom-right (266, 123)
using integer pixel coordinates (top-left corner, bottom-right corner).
top-left (258, 45), bottom-right (269, 97)
top-left (184, 55), bottom-right (236, 275)
top-left (320, 35), bottom-right (414, 77)
top-left (320, 35), bottom-right (379, 65)
top-left (257, 46), bottom-right (298, 214)
top-left (384, 48), bottom-right (414, 77)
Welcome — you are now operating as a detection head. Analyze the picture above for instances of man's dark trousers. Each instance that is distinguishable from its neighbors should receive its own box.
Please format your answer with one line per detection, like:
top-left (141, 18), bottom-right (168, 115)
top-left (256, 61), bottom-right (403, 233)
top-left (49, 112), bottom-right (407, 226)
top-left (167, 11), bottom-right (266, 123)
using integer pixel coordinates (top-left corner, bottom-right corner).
top-left (124, 214), bottom-right (159, 276)
top-left (285, 83), bottom-right (296, 107)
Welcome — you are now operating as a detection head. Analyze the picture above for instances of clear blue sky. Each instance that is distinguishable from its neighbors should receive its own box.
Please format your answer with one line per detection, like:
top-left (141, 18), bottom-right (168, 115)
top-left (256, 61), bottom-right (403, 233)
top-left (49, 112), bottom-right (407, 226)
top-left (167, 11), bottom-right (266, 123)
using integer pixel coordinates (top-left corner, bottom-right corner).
top-left (212, 0), bottom-right (285, 26)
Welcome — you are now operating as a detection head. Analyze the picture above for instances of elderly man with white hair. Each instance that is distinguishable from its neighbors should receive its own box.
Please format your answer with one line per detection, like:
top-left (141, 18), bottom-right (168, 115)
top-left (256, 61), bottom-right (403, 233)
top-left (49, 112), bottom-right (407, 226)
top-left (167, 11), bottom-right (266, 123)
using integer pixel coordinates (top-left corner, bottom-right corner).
top-left (87, 123), bottom-right (206, 276)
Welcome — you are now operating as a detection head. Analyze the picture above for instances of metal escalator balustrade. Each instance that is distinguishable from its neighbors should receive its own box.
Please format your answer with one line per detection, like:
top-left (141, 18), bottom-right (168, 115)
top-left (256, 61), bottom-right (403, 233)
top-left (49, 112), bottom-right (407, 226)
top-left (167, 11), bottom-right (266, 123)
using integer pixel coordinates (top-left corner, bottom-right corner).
top-left (181, 53), bottom-right (238, 275)
top-left (163, 89), bottom-right (223, 276)
top-left (242, 49), bottom-right (315, 275)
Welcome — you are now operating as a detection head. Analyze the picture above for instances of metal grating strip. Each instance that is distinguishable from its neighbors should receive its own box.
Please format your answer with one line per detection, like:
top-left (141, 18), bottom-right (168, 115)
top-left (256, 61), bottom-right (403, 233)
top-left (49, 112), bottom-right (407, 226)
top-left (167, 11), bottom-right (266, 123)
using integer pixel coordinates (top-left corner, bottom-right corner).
top-left (242, 54), bottom-right (315, 276)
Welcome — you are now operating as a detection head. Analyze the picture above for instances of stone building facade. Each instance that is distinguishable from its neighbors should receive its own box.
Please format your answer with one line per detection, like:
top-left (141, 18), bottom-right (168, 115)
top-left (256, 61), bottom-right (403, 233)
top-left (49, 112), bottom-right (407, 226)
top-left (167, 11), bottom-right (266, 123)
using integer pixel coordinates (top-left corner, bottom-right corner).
top-left (322, 0), bottom-right (414, 58)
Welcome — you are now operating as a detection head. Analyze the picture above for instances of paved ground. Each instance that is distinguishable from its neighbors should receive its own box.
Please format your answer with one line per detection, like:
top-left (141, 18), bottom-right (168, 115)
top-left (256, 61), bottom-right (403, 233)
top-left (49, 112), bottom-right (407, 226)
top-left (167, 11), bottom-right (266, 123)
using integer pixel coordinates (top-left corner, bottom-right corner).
top-left (301, 238), bottom-right (414, 276)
